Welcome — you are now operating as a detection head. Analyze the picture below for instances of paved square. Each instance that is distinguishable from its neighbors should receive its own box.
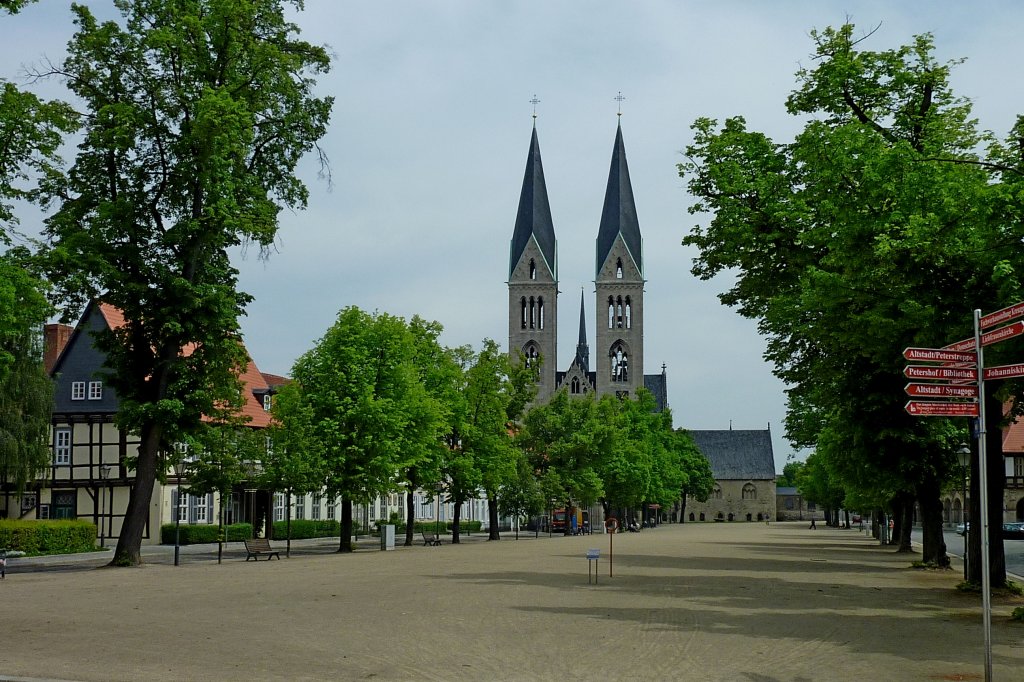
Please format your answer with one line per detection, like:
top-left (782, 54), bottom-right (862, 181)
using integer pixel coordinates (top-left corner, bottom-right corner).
top-left (2, 522), bottom-right (1022, 681)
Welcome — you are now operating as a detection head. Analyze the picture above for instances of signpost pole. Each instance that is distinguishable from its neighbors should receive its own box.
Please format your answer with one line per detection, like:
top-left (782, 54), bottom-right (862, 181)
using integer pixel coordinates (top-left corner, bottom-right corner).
top-left (974, 309), bottom-right (993, 682)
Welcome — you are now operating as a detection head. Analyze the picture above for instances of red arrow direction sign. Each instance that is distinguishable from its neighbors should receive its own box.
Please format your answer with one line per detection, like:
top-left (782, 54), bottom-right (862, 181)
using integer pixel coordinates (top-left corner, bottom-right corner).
top-left (905, 401), bottom-right (980, 417)
top-left (903, 347), bottom-right (977, 363)
top-left (905, 383), bottom-right (979, 398)
top-left (981, 321), bottom-right (1024, 346)
top-left (983, 363), bottom-right (1024, 380)
top-left (904, 365), bottom-right (978, 381)
top-left (981, 300), bottom-right (1024, 329)
top-left (944, 321), bottom-right (1024, 352)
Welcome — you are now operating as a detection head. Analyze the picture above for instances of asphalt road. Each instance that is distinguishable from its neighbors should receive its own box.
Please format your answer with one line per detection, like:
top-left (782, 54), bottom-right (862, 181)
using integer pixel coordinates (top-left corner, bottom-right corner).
top-left (908, 525), bottom-right (1024, 578)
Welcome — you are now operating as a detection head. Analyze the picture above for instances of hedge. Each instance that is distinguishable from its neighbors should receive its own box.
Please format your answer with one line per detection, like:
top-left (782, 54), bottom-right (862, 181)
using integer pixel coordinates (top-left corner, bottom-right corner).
top-left (0, 519), bottom-right (97, 556)
top-left (375, 520), bottom-right (483, 535)
top-left (160, 523), bottom-right (253, 545)
top-left (271, 519), bottom-right (340, 540)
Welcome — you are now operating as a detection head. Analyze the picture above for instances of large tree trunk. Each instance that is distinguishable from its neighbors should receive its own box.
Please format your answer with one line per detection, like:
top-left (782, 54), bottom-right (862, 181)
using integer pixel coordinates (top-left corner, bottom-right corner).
top-left (917, 476), bottom-right (949, 565)
top-left (111, 423), bottom-right (161, 566)
top-left (487, 496), bottom-right (500, 540)
top-left (888, 494), bottom-right (912, 550)
top-left (404, 488), bottom-right (415, 547)
top-left (679, 494), bottom-right (688, 524)
top-left (967, 390), bottom-right (1008, 587)
top-left (451, 495), bottom-right (464, 544)
top-left (338, 498), bottom-right (353, 552)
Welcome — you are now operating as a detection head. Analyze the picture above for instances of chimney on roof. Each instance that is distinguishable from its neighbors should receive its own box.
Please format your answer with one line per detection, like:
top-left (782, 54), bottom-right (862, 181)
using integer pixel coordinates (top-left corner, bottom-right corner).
top-left (43, 323), bottom-right (74, 374)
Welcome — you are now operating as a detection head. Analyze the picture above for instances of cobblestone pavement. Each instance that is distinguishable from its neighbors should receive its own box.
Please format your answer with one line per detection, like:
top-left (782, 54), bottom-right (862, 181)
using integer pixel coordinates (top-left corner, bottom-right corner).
top-left (2, 522), bottom-right (1022, 681)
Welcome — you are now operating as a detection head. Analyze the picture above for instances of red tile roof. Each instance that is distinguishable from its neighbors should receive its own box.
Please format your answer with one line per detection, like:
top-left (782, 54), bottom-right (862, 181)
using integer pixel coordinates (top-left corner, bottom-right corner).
top-left (1003, 412), bottom-right (1024, 454)
top-left (97, 302), bottom-right (277, 429)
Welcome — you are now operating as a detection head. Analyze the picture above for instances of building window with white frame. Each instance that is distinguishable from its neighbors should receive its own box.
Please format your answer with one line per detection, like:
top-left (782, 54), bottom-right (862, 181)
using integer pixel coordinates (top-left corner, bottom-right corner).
top-left (326, 495), bottom-right (336, 520)
top-left (311, 493), bottom-right (321, 520)
top-left (273, 493), bottom-right (285, 521)
top-left (263, 393), bottom-right (272, 411)
top-left (54, 428), bottom-right (72, 465)
top-left (71, 381), bottom-right (85, 400)
top-left (176, 489), bottom-right (188, 523)
top-left (88, 381), bottom-right (103, 400)
top-left (295, 494), bottom-right (305, 520)
top-left (192, 493), bottom-right (208, 523)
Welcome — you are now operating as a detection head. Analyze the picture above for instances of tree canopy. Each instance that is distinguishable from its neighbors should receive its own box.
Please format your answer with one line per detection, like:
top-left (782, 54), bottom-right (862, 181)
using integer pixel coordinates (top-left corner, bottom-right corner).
top-left (32, 0), bottom-right (332, 565)
top-left (680, 23), bottom-right (1024, 576)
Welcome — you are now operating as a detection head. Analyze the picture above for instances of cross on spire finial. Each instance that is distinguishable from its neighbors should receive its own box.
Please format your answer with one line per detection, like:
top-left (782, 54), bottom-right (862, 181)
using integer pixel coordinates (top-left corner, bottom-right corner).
top-left (530, 94), bottom-right (540, 124)
top-left (615, 91), bottom-right (625, 118)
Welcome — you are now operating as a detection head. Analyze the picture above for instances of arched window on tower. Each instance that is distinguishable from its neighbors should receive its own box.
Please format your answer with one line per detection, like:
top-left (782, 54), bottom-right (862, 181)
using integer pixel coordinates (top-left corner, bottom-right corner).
top-left (529, 297), bottom-right (536, 329)
top-left (616, 296), bottom-right (624, 328)
top-left (616, 258), bottom-right (623, 279)
top-left (607, 296), bottom-right (614, 329)
top-left (520, 297), bottom-right (527, 329)
top-left (529, 259), bottom-right (537, 280)
top-left (538, 296), bottom-right (544, 330)
top-left (571, 377), bottom-right (581, 395)
top-left (523, 343), bottom-right (540, 369)
top-left (610, 342), bottom-right (629, 382)
top-left (625, 296), bottom-right (632, 329)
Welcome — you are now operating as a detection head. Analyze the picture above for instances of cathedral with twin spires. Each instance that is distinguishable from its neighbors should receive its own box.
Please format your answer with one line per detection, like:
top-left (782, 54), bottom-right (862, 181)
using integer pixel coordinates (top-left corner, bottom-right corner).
top-left (507, 121), bottom-right (667, 409)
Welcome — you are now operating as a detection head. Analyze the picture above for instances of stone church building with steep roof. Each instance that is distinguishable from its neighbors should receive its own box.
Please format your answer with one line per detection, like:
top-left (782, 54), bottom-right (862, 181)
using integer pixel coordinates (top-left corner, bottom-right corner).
top-left (685, 429), bottom-right (777, 522)
top-left (506, 121), bottom-right (667, 408)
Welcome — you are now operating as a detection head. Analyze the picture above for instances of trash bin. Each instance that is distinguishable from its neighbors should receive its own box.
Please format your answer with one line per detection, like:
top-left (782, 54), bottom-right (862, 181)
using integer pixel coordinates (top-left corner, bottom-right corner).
top-left (380, 524), bottom-right (395, 551)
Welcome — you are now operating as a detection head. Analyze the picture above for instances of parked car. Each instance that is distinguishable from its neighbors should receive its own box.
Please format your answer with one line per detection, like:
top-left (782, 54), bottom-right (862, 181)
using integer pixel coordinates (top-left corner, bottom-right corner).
top-left (1002, 522), bottom-right (1024, 540)
top-left (956, 522), bottom-right (969, 536)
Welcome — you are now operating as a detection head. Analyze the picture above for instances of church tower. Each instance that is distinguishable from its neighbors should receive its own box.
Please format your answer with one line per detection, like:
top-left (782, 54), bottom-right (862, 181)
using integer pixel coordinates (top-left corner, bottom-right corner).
top-left (508, 126), bottom-right (558, 399)
top-left (595, 122), bottom-right (644, 398)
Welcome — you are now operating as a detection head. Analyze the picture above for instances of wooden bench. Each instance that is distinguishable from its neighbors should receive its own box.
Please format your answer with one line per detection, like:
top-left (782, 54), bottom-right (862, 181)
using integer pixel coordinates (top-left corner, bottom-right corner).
top-left (421, 532), bottom-right (442, 546)
top-left (244, 537), bottom-right (281, 561)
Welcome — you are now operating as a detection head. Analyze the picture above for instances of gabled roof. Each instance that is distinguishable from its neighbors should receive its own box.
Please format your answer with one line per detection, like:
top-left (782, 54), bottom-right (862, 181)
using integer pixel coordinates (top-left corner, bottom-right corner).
top-left (509, 127), bottom-right (557, 279)
top-left (596, 123), bottom-right (642, 276)
top-left (687, 429), bottom-right (775, 480)
top-left (53, 300), bottom-right (276, 429)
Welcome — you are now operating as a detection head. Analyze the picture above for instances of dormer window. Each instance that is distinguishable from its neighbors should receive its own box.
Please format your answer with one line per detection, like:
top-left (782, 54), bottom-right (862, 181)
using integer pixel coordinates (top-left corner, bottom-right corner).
top-left (263, 394), bottom-right (272, 411)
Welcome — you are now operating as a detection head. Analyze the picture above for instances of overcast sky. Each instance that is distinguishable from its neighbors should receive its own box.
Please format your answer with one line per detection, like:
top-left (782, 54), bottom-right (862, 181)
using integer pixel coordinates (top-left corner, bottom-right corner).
top-left (4, 1), bottom-right (1024, 473)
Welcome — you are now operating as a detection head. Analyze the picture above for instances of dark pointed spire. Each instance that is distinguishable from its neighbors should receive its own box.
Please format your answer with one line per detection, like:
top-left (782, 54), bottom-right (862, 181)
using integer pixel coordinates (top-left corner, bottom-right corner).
top-left (509, 127), bottom-right (557, 279)
top-left (574, 290), bottom-right (589, 373)
top-left (596, 122), bottom-right (642, 276)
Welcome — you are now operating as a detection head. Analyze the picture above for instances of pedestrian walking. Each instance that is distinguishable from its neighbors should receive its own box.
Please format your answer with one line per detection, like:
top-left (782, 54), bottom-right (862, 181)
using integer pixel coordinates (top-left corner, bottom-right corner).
top-left (809, 518), bottom-right (816, 530)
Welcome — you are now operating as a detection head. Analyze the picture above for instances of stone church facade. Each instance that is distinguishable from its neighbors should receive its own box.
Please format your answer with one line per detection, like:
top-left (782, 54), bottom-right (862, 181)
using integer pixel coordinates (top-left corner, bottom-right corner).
top-left (506, 121), bottom-right (666, 406)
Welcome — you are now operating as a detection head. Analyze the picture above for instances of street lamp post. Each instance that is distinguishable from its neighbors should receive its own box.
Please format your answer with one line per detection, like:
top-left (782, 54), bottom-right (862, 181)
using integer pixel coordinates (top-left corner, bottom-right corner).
top-left (957, 443), bottom-right (971, 581)
top-left (99, 464), bottom-right (112, 547)
top-left (174, 459), bottom-right (187, 567)
top-left (435, 482), bottom-right (443, 538)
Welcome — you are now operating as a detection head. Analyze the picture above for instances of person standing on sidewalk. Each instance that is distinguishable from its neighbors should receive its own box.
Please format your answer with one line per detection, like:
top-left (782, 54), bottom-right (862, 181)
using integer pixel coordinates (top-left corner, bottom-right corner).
top-left (809, 519), bottom-right (816, 530)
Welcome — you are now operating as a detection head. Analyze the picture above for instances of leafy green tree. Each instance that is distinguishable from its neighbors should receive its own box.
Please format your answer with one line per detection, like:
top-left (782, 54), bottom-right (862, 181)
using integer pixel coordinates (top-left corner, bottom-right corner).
top-left (400, 317), bottom-right (458, 546)
top-left (680, 23), bottom-right (1023, 578)
top-left (285, 307), bottom-right (443, 552)
top-left (0, 252), bottom-right (53, 495)
top-left (674, 429), bottom-right (713, 523)
top-left (777, 460), bottom-right (804, 488)
top-left (184, 419), bottom-right (268, 560)
top-left (520, 391), bottom-right (609, 532)
top-left (33, 0), bottom-right (332, 566)
top-left (463, 342), bottom-right (535, 541)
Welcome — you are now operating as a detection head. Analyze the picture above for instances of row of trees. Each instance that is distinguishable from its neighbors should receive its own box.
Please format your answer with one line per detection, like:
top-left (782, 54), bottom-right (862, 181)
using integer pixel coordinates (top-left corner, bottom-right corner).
top-left (681, 23), bottom-right (1024, 585)
top-left (223, 306), bottom-right (713, 551)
